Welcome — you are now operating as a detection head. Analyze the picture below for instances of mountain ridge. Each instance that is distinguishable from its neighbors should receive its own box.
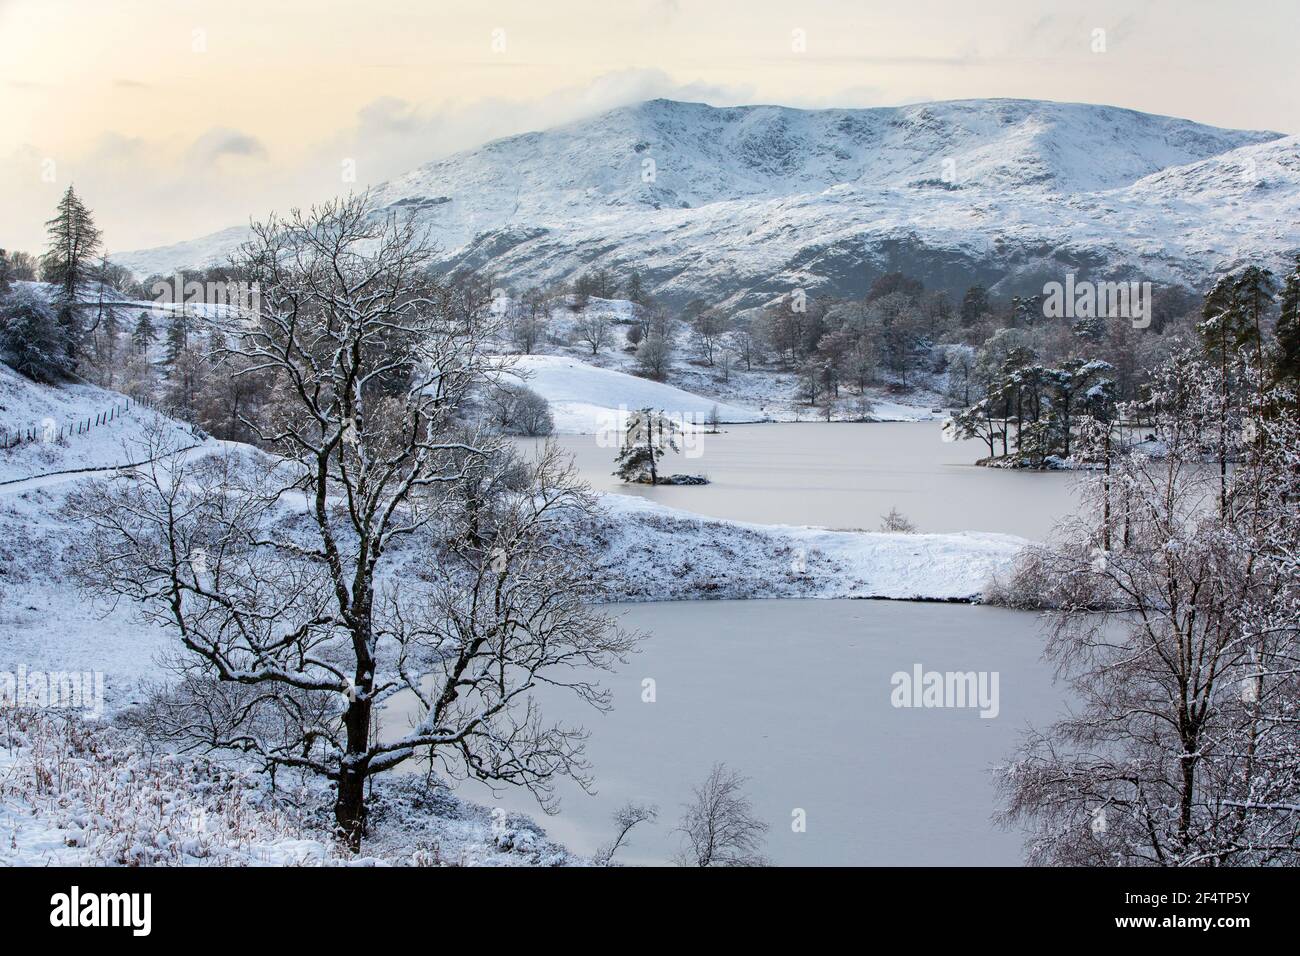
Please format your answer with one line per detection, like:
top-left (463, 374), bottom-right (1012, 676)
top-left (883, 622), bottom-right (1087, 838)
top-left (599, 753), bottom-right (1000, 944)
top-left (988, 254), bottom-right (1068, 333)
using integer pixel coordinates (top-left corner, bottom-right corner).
top-left (117, 97), bottom-right (1299, 306)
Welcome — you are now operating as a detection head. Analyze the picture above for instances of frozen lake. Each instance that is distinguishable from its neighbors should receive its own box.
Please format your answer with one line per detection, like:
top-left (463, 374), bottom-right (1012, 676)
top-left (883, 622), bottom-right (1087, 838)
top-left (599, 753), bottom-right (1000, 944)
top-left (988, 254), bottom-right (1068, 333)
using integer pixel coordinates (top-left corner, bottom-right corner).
top-left (519, 421), bottom-right (1081, 540)
top-left (396, 421), bottom-right (1084, 864)
top-left (431, 599), bottom-right (1060, 866)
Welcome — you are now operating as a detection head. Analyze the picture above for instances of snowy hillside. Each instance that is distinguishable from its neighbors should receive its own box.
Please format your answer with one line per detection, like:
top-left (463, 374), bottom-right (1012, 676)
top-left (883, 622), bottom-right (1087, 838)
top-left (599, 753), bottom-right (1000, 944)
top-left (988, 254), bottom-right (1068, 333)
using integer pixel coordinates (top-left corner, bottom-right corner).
top-left (497, 297), bottom-right (947, 426)
top-left (503, 354), bottom-right (762, 433)
top-left (0, 361), bottom-right (203, 484)
top-left (117, 98), bottom-right (1297, 304)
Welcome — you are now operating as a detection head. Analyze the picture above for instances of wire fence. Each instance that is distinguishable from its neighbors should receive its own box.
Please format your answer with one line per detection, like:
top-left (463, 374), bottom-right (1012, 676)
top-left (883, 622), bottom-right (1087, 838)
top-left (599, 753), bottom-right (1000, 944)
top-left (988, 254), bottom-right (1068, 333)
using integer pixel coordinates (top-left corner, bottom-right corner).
top-left (0, 395), bottom-right (160, 450)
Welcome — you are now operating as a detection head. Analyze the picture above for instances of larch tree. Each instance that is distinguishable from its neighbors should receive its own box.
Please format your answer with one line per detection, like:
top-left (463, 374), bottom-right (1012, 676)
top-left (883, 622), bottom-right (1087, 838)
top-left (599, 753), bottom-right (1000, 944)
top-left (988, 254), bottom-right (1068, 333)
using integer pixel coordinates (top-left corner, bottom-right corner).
top-left (41, 185), bottom-right (102, 365)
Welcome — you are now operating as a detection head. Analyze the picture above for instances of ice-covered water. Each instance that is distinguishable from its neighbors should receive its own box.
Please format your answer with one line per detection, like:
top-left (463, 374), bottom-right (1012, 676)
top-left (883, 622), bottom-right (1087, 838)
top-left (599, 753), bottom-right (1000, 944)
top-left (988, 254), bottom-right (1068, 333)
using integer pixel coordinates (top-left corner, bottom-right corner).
top-left (518, 421), bottom-right (1081, 540)
top-left (433, 599), bottom-right (1061, 866)
top-left (396, 422), bottom-right (1083, 864)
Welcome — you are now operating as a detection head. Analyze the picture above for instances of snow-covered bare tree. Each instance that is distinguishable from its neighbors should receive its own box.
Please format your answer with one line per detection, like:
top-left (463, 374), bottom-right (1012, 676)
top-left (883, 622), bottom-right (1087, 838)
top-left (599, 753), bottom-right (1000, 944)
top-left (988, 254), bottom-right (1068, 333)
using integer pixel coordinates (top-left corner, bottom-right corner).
top-left (691, 308), bottom-right (730, 366)
top-left (998, 353), bottom-right (1300, 865)
top-left (74, 195), bottom-right (634, 849)
top-left (674, 763), bottom-right (769, 867)
top-left (594, 801), bottom-right (659, 865)
top-left (879, 507), bottom-right (916, 533)
top-left (635, 328), bottom-right (672, 380)
top-left (485, 382), bottom-right (554, 436)
top-left (574, 310), bottom-right (611, 355)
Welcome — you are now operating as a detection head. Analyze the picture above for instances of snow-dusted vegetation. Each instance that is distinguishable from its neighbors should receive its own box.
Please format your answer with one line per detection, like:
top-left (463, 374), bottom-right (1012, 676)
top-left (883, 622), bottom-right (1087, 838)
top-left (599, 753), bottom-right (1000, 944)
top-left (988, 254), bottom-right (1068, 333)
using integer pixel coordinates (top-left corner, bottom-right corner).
top-left (0, 710), bottom-right (575, 866)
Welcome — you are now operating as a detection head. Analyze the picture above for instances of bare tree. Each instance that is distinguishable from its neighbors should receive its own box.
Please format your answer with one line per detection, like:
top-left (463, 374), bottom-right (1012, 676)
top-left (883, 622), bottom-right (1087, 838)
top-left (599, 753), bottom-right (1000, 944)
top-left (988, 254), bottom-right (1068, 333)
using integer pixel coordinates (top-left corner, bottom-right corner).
top-left (998, 355), bottom-right (1300, 865)
top-left (674, 763), bottom-right (769, 866)
top-left (574, 311), bottom-right (611, 355)
top-left (594, 801), bottom-right (659, 865)
top-left (635, 330), bottom-right (672, 381)
top-left (691, 308), bottom-right (730, 366)
top-left (879, 507), bottom-right (916, 533)
top-left (485, 382), bottom-right (554, 436)
top-left (507, 286), bottom-right (548, 354)
top-left (74, 195), bottom-right (634, 850)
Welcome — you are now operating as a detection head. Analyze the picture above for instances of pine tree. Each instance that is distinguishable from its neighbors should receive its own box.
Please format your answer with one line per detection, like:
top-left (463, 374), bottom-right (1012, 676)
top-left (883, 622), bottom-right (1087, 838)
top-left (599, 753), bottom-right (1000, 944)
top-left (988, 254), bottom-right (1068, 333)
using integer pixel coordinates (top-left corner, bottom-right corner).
top-left (1233, 265), bottom-right (1276, 371)
top-left (132, 311), bottom-right (156, 354)
top-left (1273, 257), bottom-right (1300, 386)
top-left (164, 304), bottom-right (190, 364)
top-left (960, 285), bottom-right (988, 327)
top-left (613, 407), bottom-right (680, 485)
top-left (625, 270), bottom-right (645, 305)
top-left (1198, 274), bottom-right (1244, 367)
top-left (1198, 274), bottom-right (1248, 516)
top-left (41, 186), bottom-right (102, 367)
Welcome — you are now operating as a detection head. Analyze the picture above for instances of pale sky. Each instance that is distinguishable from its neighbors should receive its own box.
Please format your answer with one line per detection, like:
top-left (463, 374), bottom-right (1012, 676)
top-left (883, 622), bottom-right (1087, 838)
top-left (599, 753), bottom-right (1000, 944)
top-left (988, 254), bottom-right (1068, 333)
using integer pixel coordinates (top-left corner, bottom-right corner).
top-left (2, 0), bottom-right (1296, 255)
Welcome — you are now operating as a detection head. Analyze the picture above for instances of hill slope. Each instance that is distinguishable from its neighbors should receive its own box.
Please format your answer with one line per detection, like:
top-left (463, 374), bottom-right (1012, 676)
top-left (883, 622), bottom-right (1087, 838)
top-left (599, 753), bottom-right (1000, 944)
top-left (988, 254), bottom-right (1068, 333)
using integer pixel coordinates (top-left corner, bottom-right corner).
top-left (118, 98), bottom-right (1298, 305)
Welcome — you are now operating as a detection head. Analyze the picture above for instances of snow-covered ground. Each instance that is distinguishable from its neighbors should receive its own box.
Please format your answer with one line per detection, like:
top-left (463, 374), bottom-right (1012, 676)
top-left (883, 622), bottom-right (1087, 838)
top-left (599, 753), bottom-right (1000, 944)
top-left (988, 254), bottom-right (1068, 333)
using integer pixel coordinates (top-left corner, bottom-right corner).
top-left (584, 494), bottom-right (1024, 603)
top-left (0, 711), bottom-right (576, 866)
top-left (502, 353), bottom-right (763, 433)
top-left (496, 295), bottom-right (950, 430)
top-left (0, 362), bottom-right (202, 484)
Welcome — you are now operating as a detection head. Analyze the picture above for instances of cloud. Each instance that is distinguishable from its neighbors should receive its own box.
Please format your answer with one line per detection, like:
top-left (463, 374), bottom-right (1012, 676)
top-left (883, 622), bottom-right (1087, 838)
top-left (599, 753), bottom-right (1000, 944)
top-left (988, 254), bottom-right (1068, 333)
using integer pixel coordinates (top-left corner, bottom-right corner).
top-left (185, 128), bottom-right (269, 166)
top-left (320, 68), bottom-right (756, 186)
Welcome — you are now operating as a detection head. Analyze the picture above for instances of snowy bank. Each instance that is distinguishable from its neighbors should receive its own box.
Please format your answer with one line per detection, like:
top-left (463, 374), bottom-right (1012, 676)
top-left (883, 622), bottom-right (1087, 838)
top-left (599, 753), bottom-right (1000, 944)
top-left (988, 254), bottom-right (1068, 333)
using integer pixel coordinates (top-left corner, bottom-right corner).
top-left (580, 494), bottom-right (1027, 603)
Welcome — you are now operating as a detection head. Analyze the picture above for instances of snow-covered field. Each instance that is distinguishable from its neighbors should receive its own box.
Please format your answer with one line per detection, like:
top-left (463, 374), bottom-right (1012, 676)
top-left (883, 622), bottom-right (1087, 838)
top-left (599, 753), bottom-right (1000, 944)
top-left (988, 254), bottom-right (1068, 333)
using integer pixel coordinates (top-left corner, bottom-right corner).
top-left (0, 711), bottom-right (576, 866)
top-left (0, 362), bottom-right (202, 484)
top-left (494, 295), bottom-right (949, 429)
top-left (503, 353), bottom-right (763, 433)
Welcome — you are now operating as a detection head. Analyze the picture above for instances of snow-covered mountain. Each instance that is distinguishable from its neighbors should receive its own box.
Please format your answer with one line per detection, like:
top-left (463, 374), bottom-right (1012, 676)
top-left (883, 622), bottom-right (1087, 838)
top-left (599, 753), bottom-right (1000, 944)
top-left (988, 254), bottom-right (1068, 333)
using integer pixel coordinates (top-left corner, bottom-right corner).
top-left (118, 98), bottom-right (1300, 306)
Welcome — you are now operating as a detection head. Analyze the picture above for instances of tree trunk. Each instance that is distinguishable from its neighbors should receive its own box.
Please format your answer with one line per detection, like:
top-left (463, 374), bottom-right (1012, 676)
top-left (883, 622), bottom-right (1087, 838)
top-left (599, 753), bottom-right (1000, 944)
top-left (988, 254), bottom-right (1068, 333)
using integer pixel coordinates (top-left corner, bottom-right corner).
top-left (335, 695), bottom-right (371, 851)
top-left (1102, 426), bottom-right (1112, 552)
top-left (1179, 751), bottom-right (1196, 853)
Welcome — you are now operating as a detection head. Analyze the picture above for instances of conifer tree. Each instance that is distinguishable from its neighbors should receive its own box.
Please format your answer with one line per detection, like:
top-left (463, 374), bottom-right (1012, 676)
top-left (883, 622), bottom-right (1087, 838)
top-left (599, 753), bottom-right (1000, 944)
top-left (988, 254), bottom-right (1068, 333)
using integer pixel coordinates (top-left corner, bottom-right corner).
top-left (41, 186), bottom-right (102, 366)
top-left (132, 311), bottom-right (156, 354)
top-left (613, 407), bottom-right (680, 485)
